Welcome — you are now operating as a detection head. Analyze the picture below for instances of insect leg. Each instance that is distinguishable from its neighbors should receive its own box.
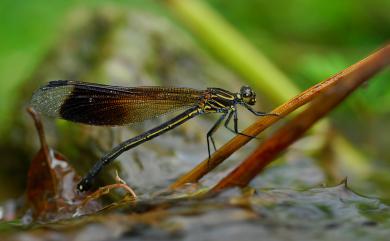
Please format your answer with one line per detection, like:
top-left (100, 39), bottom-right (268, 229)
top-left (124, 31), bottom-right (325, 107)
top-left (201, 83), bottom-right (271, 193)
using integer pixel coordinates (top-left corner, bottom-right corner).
top-left (206, 111), bottom-right (228, 159)
top-left (224, 106), bottom-right (261, 139)
top-left (243, 102), bottom-right (279, 117)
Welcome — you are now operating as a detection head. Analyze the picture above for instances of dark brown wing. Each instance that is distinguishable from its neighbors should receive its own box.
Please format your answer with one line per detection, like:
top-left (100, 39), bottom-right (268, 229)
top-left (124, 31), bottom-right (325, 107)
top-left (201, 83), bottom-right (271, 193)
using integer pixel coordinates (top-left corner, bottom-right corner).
top-left (30, 80), bottom-right (204, 126)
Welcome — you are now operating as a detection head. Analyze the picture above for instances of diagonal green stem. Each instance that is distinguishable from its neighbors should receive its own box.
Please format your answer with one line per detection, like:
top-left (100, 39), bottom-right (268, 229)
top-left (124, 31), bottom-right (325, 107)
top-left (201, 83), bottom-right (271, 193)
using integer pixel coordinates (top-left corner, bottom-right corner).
top-left (165, 0), bottom-right (299, 104)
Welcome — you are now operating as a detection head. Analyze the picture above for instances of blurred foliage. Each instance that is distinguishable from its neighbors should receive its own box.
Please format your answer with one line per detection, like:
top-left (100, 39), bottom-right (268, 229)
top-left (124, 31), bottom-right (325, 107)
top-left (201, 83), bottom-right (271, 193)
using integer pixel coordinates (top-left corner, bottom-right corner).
top-left (0, 0), bottom-right (389, 193)
top-left (0, 0), bottom-right (390, 240)
top-left (0, 0), bottom-right (388, 187)
top-left (208, 0), bottom-right (390, 111)
top-left (0, 0), bottom-right (163, 134)
top-left (1, 0), bottom-right (389, 131)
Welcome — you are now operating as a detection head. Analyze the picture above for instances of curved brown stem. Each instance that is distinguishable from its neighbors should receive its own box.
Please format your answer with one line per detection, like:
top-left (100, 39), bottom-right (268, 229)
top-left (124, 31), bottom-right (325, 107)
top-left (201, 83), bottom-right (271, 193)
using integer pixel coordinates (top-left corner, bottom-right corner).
top-left (211, 44), bottom-right (390, 192)
top-left (171, 44), bottom-right (390, 190)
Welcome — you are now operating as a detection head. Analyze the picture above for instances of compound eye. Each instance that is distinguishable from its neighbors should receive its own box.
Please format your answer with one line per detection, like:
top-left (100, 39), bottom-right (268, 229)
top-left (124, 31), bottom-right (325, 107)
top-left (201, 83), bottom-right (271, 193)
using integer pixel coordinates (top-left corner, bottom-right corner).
top-left (239, 86), bottom-right (256, 105)
top-left (240, 86), bottom-right (252, 97)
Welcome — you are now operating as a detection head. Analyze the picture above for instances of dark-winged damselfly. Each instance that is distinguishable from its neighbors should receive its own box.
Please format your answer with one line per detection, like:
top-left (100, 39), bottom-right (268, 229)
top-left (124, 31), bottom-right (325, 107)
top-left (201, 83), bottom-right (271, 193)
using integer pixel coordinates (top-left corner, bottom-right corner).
top-left (31, 80), bottom-right (275, 191)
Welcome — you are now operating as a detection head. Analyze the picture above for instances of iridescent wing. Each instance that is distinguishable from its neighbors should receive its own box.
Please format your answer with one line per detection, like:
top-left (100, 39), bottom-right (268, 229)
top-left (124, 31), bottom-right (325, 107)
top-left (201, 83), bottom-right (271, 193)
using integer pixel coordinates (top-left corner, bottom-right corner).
top-left (31, 80), bottom-right (204, 126)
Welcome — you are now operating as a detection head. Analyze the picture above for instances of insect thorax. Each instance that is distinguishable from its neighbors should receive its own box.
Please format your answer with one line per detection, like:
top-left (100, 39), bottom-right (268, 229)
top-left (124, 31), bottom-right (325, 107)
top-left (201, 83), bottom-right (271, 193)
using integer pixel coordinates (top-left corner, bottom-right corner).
top-left (200, 88), bottom-right (237, 113)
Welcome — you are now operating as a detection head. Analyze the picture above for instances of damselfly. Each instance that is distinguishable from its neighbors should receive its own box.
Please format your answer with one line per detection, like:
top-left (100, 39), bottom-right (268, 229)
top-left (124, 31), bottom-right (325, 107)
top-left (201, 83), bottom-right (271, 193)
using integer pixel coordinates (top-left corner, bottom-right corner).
top-left (31, 80), bottom-right (275, 191)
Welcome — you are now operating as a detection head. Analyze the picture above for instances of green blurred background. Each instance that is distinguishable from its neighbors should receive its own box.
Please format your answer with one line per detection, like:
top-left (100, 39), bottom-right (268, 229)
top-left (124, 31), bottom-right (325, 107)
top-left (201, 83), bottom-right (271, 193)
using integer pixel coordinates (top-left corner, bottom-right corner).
top-left (0, 0), bottom-right (389, 200)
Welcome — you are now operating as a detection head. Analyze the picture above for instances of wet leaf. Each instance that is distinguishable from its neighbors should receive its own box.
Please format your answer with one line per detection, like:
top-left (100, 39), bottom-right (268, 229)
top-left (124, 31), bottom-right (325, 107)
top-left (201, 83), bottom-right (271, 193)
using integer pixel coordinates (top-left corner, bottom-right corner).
top-left (24, 108), bottom-right (101, 222)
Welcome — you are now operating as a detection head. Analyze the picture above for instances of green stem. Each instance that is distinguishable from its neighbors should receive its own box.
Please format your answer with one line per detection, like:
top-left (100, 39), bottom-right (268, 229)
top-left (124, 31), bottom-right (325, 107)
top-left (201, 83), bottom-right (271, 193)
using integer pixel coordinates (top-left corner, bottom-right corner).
top-left (165, 0), bottom-right (299, 104)
top-left (165, 0), bottom-right (372, 181)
